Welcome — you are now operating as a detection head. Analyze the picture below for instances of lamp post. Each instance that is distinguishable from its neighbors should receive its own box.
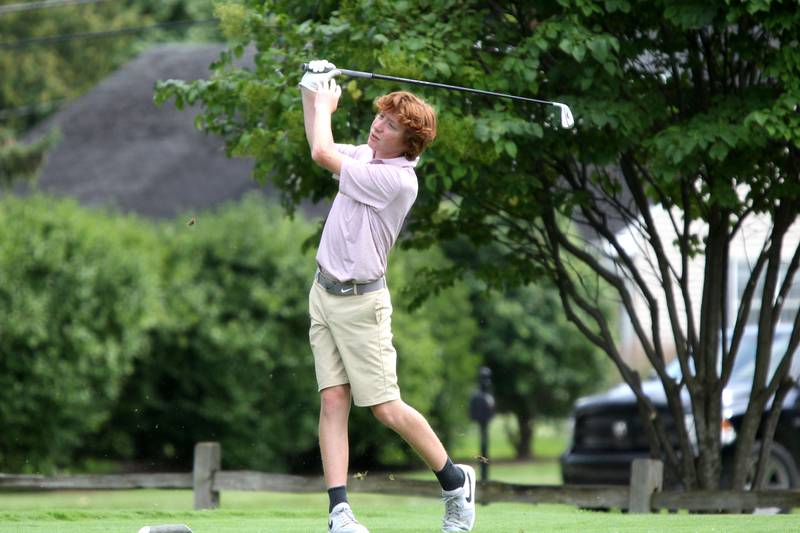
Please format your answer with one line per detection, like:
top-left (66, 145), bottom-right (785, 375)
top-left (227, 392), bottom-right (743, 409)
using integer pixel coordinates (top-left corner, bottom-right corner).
top-left (468, 366), bottom-right (495, 482)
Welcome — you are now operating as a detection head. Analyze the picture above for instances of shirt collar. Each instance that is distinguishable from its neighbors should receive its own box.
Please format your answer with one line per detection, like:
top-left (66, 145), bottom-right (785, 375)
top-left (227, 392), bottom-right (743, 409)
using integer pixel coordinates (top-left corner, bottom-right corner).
top-left (370, 153), bottom-right (419, 168)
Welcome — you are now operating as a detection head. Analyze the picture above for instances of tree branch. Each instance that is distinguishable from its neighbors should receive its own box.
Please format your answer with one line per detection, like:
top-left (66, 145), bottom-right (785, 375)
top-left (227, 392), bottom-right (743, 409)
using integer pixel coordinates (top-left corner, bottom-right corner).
top-left (771, 233), bottom-right (800, 325)
top-left (541, 209), bottom-right (691, 483)
top-left (753, 377), bottom-right (793, 490)
top-left (620, 154), bottom-right (692, 379)
top-left (554, 165), bottom-right (668, 369)
top-left (730, 208), bottom-right (794, 489)
top-left (722, 239), bottom-right (770, 385)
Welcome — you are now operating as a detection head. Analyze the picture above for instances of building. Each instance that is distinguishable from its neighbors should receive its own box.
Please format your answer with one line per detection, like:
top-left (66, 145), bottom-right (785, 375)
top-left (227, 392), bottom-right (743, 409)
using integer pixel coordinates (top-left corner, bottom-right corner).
top-left (613, 203), bottom-right (800, 368)
top-left (19, 43), bottom-right (325, 220)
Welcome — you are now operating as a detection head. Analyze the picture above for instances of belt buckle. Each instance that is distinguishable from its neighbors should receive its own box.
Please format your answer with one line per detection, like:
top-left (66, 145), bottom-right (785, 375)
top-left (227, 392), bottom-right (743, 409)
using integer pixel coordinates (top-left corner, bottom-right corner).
top-left (317, 270), bottom-right (383, 296)
top-left (338, 282), bottom-right (357, 296)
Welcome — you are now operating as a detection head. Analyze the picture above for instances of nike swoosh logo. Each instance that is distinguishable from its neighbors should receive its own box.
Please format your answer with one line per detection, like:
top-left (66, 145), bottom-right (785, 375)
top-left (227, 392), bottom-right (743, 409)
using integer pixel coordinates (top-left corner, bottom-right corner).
top-left (340, 287), bottom-right (353, 294)
top-left (465, 471), bottom-right (473, 503)
top-left (328, 519), bottom-right (333, 531)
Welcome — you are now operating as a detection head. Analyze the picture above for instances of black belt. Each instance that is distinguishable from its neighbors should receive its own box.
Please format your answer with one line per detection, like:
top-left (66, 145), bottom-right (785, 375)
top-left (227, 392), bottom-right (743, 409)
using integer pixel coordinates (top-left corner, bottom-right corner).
top-left (316, 270), bottom-right (386, 296)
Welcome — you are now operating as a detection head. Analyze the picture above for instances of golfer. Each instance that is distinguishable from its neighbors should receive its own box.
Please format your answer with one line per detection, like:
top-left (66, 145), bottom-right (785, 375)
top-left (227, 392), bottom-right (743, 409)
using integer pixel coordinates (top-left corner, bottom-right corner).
top-left (299, 60), bottom-right (476, 533)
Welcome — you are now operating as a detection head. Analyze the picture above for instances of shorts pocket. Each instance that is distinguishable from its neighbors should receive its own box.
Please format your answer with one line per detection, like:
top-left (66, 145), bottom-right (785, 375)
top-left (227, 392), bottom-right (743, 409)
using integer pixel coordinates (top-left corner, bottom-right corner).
top-left (373, 291), bottom-right (393, 325)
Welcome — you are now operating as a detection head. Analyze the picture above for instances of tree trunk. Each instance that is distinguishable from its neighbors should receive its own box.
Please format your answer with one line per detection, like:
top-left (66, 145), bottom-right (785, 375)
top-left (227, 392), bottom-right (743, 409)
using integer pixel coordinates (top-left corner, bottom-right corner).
top-left (694, 206), bottom-right (728, 489)
top-left (514, 413), bottom-right (533, 460)
top-left (730, 205), bottom-right (795, 490)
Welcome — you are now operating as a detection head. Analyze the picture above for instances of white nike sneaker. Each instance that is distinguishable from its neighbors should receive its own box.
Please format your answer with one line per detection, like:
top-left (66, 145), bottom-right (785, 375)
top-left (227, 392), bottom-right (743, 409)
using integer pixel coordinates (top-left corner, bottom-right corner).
top-left (441, 464), bottom-right (476, 532)
top-left (328, 502), bottom-right (369, 533)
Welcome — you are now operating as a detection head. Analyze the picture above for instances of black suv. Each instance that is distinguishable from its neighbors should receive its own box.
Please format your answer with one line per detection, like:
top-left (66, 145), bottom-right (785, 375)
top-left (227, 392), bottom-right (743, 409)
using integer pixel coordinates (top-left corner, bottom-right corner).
top-left (561, 326), bottom-right (800, 489)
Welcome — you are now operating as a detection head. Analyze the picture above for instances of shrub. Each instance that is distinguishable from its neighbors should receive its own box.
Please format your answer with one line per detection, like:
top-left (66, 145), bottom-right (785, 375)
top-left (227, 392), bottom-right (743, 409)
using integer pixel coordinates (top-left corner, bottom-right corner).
top-left (0, 195), bottom-right (160, 473)
top-left (95, 194), bottom-right (319, 471)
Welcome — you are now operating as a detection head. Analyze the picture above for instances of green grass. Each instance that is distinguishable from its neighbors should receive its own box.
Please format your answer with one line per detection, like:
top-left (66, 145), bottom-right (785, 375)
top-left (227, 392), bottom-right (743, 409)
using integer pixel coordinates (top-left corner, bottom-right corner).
top-left (449, 416), bottom-right (569, 463)
top-left (403, 457), bottom-right (562, 485)
top-left (1, 490), bottom-right (798, 533)
top-left (2, 419), bottom-right (796, 531)
top-left (443, 416), bottom-right (567, 485)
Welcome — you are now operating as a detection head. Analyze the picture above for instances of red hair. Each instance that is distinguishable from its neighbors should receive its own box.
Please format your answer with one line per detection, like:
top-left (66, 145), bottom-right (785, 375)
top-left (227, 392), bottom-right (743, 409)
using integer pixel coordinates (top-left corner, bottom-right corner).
top-left (375, 91), bottom-right (437, 160)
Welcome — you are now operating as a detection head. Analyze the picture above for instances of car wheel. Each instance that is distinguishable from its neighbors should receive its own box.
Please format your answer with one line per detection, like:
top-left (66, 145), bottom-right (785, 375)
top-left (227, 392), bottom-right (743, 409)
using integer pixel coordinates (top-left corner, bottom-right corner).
top-left (745, 441), bottom-right (799, 514)
top-left (745, 441), bottom-right (799, 490)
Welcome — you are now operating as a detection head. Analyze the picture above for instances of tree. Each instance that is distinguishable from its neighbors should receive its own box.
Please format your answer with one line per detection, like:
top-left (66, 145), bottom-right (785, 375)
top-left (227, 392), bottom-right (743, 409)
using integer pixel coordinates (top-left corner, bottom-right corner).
top-left (0, 0), bottom-right (216, 129)
top-left (0, 127), bottom-right (57, 188)
top-left (472, 281), bottom-right (609, 459)
top-left (443, 237), bottom-right (611, 460)
top-left (156, 0), bottom-right (800, 492)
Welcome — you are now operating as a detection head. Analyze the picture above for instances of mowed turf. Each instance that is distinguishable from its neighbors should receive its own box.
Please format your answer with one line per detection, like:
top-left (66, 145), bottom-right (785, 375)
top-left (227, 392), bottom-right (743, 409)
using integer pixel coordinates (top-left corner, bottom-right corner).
top-left (0, 489), bottom-right (798, 533)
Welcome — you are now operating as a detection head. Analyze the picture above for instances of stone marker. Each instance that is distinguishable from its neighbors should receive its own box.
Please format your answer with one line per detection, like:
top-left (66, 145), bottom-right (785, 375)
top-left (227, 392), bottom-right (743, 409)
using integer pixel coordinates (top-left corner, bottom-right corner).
top-left (138, 525), bottom-right (193, 533)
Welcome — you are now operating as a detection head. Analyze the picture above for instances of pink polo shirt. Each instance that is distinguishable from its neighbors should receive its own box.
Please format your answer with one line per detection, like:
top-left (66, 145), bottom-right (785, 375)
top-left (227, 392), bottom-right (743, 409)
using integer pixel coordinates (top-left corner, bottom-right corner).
top-left (316, 143), bottom-right (419, 282)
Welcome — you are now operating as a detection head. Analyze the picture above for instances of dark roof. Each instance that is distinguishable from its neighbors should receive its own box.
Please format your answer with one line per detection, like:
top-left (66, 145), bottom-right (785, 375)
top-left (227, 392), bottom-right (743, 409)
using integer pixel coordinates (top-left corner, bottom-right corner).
top-left (18, 43), bottom-right (326, 219)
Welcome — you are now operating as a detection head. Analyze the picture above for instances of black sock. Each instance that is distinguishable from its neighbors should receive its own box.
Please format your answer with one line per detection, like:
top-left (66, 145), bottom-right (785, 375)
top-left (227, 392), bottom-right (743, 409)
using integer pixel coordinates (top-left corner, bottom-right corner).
top-left (328, 485), bottom-right (348, 512)
top-left (434, 457), bottom-right (465, 491)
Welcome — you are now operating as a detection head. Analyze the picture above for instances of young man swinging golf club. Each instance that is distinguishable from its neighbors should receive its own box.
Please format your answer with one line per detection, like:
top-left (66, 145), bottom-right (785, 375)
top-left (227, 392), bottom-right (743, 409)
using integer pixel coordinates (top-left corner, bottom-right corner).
top-left (300, 59), bottom-right (476, 533)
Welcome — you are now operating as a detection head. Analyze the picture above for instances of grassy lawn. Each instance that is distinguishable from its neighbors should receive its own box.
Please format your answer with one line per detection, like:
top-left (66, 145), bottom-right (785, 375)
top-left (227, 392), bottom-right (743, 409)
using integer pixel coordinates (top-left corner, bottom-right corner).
top-left (402, 457), bottom-right (562, 485)
top-left (449, 416), bottom-right (570, 462)
top-left (1, 419), bottom-right (796, 531)
top-left (410, 416), bottom-right (566, 484)
top-left (1, 489), bottom-right (798, 533)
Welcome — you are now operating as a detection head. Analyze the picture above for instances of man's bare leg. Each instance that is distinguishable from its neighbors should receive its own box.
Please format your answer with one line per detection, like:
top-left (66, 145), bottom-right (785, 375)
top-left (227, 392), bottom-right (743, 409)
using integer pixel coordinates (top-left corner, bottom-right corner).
top-left (320, 385), bottom-right (371, 532)
top-left (319, 385), bottom-right (351, 487)
top-left (370, 399), bottom-right (448, 470)
top-left (371, 399), bottom-right (475, 531)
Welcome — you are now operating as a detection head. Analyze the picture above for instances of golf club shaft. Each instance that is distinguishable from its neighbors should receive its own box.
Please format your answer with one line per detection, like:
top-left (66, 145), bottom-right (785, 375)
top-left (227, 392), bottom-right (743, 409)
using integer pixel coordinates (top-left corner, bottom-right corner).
top-left (301, 64), bottom-right (559, 107)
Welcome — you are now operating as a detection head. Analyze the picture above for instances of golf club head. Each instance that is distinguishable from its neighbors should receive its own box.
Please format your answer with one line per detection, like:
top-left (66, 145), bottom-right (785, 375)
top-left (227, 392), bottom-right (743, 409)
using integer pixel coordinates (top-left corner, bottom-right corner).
top-left (554, 103), bottom-right (574, 129)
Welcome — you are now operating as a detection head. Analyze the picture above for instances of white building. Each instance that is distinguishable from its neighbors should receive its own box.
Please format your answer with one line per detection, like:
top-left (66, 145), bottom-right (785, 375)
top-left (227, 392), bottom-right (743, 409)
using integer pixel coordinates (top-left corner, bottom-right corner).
top-left (613, 205), bottom-right (800, 368)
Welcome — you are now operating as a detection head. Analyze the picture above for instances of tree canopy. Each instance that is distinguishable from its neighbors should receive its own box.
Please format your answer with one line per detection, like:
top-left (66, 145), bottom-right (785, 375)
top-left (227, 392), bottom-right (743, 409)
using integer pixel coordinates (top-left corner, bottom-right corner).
top-left (157, 0), bottom-right (800, 491)
top-left (0, 0), bottom-right (217, 129)
top-left (0, 127), bottom-right (57, 188)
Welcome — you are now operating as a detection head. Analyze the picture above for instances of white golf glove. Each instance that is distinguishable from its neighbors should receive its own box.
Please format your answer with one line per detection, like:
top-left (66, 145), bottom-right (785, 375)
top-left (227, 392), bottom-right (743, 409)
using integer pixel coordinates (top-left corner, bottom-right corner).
top-left (299, 59), bottom-right (341, 92)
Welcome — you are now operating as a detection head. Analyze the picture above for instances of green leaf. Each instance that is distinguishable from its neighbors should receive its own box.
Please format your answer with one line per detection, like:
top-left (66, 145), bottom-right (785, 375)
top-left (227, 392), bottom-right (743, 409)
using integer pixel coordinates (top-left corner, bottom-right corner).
top-left (665, 3), bottom-right (717, 30)
top-left (709, 142), bottom-right (729, 160)
top-left (588, 38), bottom-right (610, 64)
top-left (604, 0), bottom-right (631, 13)
top-left (558, 38), bottom-right (573, 56)
top-left (434, 61), bottom-right (452, 77)
top-left (505, 141), bottom-right (518, 158)
top-left (474, 122), bottom-right (490, 143)
top-left (406, 38), bottom-right (425, 51)
top-left (452, 165), bottom-right (467, 180)
top-left (746, 0), bottom-right (773, 15)
top-left (572, 43), bottom-right (587, 63)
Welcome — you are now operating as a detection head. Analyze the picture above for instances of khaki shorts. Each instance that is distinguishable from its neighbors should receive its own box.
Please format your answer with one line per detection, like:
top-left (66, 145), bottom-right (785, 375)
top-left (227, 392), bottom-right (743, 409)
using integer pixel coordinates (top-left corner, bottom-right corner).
top-left (309, 280), bottom-right (400, 407)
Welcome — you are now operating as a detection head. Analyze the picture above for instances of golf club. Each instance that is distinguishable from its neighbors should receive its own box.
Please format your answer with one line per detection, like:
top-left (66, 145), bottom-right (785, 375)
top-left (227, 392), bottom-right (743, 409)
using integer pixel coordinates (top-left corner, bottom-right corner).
top-left (301, 63), bottom-right (574, 129)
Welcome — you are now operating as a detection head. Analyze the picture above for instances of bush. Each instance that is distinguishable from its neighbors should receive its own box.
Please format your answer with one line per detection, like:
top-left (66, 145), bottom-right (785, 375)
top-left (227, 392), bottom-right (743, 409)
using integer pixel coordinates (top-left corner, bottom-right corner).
top-left (0, 193), bottom-right (479, 473)
top-left (97, 193), bottom-right (479, 472)
top-left (95, 194), bottom-right (319, 471)
top-left (0, 195), bottom-right (160, 473)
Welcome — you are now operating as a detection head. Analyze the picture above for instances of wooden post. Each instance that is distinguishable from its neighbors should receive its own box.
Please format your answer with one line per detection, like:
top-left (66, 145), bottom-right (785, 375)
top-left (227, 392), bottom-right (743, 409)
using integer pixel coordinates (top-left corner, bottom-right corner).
top-left (193, 442), bottom-right (220, 510)
top-left (629, 458), bottom-right (663, 513)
